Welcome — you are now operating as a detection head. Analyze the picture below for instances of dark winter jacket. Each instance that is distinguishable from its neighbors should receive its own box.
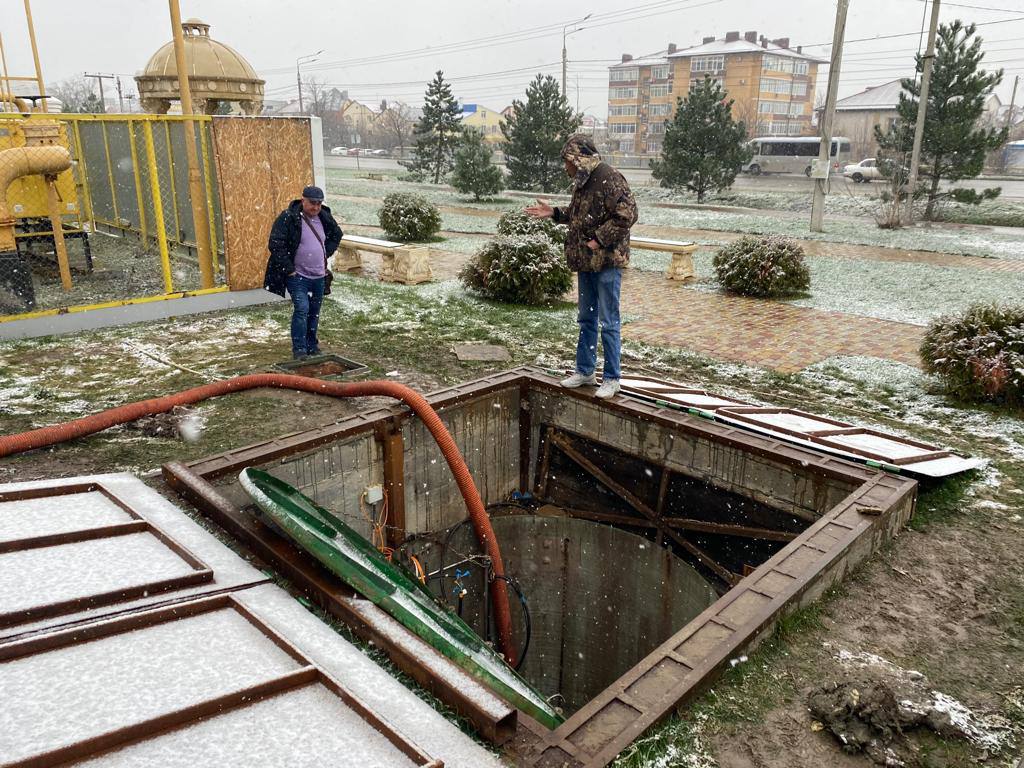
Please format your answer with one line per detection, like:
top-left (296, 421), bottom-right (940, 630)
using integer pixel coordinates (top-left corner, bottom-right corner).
top-left (551, 162), bottom-right (638, 272)
top-left (264, 200), bottom-right (343, 297)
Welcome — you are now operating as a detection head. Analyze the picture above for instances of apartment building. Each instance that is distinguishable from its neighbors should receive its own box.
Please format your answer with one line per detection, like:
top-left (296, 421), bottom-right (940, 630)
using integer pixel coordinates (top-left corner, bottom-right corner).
top-left (607, 31), bottom-right (823, 156)
top-left (460, 104), bottom-right (505, 143)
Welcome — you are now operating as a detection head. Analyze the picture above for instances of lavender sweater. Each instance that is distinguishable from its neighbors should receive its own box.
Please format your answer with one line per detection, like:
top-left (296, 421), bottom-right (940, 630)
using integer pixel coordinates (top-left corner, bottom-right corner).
top-left (294, 214), bottom-right (326, 278)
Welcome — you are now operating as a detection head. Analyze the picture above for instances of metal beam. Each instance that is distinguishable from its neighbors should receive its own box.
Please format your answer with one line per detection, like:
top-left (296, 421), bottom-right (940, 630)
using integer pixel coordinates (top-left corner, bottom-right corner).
top-left (548, 431), bottom-right (740, 587)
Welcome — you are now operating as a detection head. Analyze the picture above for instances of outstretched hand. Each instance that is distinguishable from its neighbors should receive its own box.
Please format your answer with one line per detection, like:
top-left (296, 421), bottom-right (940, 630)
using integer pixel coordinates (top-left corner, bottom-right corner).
top-left (524, 198), bottom-right (554, 219)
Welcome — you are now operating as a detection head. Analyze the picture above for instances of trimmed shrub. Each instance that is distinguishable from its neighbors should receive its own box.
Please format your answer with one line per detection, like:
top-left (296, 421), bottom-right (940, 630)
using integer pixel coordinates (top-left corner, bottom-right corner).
top-left (920, 303), bottom-right (1024, 405)
top-left (459, 235), bottom-right (571, 305)
top-left (495, 209), bottom-right (567, 245)
top-left (378, 192), bottom-right (442, 241)
top-left (712, 235), bottom-right (810, 298)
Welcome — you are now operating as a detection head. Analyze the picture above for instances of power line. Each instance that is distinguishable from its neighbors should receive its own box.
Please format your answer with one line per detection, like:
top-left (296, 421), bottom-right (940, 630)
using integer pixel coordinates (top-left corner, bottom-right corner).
top-left (258, 0), bottom-right (714, 75)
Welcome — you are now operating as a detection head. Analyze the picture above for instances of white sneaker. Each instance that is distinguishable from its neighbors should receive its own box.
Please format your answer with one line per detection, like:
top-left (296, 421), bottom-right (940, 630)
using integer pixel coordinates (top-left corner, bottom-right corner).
top-left (560, 372), bottom-right (597, 388)
top-left (595, 379), bottom-right (621, 399)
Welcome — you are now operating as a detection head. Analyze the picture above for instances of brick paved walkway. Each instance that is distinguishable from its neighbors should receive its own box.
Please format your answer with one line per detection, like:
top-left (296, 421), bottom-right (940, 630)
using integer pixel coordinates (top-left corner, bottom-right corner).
top-left (620, 271), bottom-right (924, 372)
top-left (345, 239), bottom-right (926, 373)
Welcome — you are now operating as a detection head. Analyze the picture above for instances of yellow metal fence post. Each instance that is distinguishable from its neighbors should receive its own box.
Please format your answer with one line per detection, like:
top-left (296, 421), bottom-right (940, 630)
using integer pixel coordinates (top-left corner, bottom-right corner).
top-left (99, 121), bottom-right (120, 225)
top-left (44, 177), bottom-right (72, 291)
top-left (143, 121), bottom-right (174, 294)
top-left (69, 119), bottom-right (95, 231)
top-left (127, 119), bottom-right (148, 247)
top-left (163, 120), bottom-right (181, 242)
top-left (198, 121), bottom-right (219, 273)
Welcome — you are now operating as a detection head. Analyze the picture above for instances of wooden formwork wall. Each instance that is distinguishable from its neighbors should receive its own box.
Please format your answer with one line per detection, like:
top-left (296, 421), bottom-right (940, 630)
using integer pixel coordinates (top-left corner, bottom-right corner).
top-left (245, 388), bottom-right (521, 540)
top-left (528, 389), bottom-right (857, 521)
top-left (211, 117), bottom-right (314, 290)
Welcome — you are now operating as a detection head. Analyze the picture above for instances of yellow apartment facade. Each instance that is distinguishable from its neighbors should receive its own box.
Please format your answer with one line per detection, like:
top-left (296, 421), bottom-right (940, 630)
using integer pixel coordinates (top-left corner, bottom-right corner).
top-left (460, 104), bottom-right (505, 143)
top-left (607, 31), bottom-right (823, 156)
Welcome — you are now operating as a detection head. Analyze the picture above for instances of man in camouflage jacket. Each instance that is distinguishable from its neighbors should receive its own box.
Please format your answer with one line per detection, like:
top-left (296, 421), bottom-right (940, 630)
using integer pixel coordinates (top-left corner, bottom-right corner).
top-left (526, 134), bottom-right (638, 399)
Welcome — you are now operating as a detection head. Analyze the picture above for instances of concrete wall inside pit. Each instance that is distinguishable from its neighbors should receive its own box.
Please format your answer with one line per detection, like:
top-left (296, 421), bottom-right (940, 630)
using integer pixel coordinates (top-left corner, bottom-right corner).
top-left (442, 513), bottom-right (720, 715)
top-left (528, 389), bottom-right (857, 521)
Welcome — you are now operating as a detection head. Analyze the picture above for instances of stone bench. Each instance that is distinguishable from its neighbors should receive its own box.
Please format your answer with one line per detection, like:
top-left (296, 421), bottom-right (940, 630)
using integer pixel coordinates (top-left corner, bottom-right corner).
top-left (334, 234), bottom-right (433, 285)
top-left (632, 236), bottom-right (699, 282)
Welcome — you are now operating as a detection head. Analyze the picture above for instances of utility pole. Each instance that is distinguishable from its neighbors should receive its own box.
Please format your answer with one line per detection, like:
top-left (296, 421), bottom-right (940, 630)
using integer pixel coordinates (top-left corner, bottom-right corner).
top-left (296, 50), bottom-right (323, 114)
top-left (84, 73), bottom-right (115, 113)
top-left (904, 0), bottom-right (941, 225)
top-left (23, 0), bottom-right (47, 111)
top-left (168, 0), bottom-right (215, 289)
top-left (1005, 74), bottom-right (1019, 132)
top-left (810, 0), bottom-right (849, 232)
top-left (115, 76), bottom-right (125, 113)
top-left (562, 13), bottom-right (592, 97)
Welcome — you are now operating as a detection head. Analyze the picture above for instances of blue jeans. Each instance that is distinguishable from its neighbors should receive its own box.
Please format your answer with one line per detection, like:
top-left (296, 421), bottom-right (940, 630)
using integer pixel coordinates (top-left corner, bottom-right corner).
top-left (286, 274), bottom-right (325, 357)
top-left (575, 267), bottom-right (621, 380)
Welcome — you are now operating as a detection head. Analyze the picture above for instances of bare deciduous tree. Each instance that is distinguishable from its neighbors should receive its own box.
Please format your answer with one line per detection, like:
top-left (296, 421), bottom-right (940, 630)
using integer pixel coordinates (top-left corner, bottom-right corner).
top-left (379, 101), bottom-right (415, 155)
top-left (47, 76), bottom-right (102, 113)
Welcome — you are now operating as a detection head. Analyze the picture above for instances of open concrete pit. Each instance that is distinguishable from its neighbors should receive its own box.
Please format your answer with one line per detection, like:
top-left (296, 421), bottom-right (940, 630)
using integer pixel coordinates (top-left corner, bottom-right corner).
top-left (164, 367), bottom-right (917, 767)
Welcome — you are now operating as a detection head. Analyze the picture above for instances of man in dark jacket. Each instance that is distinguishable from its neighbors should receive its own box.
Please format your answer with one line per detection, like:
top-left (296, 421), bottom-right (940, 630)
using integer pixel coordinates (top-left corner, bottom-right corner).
top-left (526, 134), bottom-right (638, 399)
top-left (265, 185), bottom-right (343, 359)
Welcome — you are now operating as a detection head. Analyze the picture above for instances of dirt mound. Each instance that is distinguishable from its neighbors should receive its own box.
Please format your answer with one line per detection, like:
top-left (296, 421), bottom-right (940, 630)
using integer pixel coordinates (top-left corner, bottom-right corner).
top-left (809, 677), bottom-right (956, 765)
top-left (808, 648), bottom-right (1016, 766)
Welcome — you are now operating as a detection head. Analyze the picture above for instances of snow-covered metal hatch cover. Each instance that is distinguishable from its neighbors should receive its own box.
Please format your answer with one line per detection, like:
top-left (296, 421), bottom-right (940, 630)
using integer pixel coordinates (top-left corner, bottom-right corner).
top-left (618, 375), bottom-right (983, 479)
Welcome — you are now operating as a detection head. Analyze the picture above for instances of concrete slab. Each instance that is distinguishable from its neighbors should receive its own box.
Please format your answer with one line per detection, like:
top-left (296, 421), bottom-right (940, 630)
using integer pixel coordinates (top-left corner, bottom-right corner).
top-left (454, 343), bottom-right (511, 362)
top-left (0, 288), bottom-right (283, 341)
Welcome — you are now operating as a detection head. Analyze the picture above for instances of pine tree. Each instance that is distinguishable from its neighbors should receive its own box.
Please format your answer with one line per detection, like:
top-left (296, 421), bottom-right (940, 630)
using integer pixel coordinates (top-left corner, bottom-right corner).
top-left (650, 77), bottom-right (752, 203)
top-left (501, 75), bottom-right (581, 193)
top-left (451, 129), bottom-right (504, 200)
top-left (406, 71), bottom-right (463, 184)
top-left (874, 21), bottom-right (1008, 220)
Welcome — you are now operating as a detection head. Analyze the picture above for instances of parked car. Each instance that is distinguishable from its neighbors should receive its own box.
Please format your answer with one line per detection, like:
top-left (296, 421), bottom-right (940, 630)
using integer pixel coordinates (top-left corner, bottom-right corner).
top-left (843, 158), bottom-right (882, 183)
top-left (329, 146), bottom-right (348, 156)
top-left (371, 148), bottom-right (389, 157)
top-left (346, 147), bottom-right (362, 156)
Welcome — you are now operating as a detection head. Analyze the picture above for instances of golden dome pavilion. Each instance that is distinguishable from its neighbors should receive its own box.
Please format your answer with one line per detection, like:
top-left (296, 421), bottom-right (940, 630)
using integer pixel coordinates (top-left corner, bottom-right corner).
top-left (135, 18), bottom-right (264, 115)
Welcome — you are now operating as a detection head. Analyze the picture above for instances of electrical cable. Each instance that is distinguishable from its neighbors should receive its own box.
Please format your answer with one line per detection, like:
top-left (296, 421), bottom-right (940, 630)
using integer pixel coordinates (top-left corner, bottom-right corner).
top-left (492, 574), bottom-right (531, 672)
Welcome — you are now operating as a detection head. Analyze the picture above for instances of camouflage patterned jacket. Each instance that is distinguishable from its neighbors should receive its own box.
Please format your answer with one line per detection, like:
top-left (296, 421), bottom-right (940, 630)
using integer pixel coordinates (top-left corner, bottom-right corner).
top-left (552, 162), bottom-right (638, 272)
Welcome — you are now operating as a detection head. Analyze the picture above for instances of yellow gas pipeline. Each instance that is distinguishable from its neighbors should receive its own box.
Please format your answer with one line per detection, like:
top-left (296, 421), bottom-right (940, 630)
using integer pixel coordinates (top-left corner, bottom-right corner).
top-left (0, 120), bottom-right (72, 288)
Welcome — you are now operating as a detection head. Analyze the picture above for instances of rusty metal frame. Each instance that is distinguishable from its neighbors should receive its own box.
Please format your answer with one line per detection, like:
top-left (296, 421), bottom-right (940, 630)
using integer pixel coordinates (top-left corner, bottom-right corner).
top-left (617, 375), bottom-right (960, 471)
top-left (0, 481), bottom-right (214, 629)
top-left (0, 593), bottom-right (441, 768)
top-left (161, 367), bottom-right (919, 767)
top-left (162, 460), bottom-right (517, 746)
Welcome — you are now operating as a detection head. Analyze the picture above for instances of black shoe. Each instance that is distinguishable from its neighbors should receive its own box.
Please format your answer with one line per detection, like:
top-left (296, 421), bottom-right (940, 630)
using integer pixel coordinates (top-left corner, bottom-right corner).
top-left (293, 352), bottom-right (308, 361)
top-left (308, 347), bottom-right (322, 356)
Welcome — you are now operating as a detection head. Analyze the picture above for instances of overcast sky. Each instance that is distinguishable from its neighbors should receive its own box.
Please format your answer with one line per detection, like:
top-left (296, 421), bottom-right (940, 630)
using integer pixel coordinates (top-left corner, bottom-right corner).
top-left (3, 0), bottom-right (1022, 115)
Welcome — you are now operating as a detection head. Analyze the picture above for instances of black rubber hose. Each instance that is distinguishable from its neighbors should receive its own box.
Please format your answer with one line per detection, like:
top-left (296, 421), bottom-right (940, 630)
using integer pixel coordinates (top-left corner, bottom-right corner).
top-left (493, 574), bottom-right (531, 672)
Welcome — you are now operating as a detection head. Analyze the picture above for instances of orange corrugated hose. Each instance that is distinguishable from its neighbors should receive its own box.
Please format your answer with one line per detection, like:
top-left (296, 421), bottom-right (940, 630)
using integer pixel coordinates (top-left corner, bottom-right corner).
top-left (0, 374), bottom-right (516, 665)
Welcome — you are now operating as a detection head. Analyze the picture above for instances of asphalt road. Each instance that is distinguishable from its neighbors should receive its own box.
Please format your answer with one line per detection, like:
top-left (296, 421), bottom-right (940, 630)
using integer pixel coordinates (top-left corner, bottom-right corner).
top-left (325, 155), bottom-right (1024, 201)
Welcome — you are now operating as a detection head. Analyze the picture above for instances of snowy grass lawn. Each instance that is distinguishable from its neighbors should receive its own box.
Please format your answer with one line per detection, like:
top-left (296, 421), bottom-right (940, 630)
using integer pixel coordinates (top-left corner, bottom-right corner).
top-left (328, 172), bottom-right (1023, 260)
top-left (638, 184), bottom-right (1024, 228)
top-left (669, 251), bottom-right (1024, 326)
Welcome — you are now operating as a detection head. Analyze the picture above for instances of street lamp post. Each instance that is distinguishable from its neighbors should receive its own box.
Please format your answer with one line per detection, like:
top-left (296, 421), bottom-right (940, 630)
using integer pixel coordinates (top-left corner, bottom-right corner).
top-left (296, 49), bottom-right (323, 113)
top-left (562, 13), bottom-right (592, 97)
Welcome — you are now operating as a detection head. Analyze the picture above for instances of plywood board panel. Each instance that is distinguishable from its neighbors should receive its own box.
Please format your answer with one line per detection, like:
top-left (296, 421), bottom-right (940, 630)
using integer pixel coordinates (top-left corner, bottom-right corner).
top-left (212, 116), bottom-right (314, 290)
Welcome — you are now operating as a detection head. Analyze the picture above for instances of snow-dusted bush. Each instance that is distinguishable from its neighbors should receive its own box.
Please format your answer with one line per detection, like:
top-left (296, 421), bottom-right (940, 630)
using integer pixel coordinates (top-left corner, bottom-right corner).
top-left (920, 303), bottom-right (1024, 405)
top-left (712, 235), bottom-right (810, 298)
top-left (378, 192), bottom-right (442, 241)
top-left (495, 209), bottom-right (567, 245)
top-left (450, 129), bottom-right (504, 201)
top-left (459, 235), bottom-right (571, 305)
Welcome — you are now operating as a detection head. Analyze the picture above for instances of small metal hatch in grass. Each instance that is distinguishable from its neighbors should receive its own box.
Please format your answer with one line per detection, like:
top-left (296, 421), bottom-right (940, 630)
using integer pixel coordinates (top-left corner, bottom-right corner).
top-left (274, 352), bottom-right (369, 380)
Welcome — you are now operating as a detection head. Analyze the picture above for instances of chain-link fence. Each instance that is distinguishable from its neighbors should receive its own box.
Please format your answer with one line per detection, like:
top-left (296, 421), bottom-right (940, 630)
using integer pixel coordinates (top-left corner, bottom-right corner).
top-left (0, 113), bottom-right (224, 319)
